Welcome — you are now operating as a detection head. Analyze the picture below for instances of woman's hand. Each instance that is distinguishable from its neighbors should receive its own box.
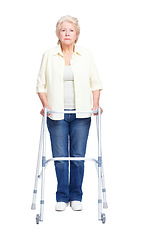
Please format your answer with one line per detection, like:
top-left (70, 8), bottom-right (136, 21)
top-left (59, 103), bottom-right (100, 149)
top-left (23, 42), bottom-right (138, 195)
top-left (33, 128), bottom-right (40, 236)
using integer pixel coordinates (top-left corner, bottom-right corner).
top-left (92, 90), bottom-right (103, 115)
top-left (37, 93), bottom-right (51, 116)
top-left (40, 106), bottom-right (52, 116)
top-left (92, 106), bottom-right (103, 115)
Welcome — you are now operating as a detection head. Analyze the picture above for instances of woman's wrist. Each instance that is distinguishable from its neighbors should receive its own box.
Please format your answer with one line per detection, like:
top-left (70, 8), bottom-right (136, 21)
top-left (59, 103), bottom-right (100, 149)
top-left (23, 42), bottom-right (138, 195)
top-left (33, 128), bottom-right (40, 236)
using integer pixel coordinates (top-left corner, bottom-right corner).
top-left (92, 90), bottom-right (100, 108)
top-left (43, 104), bottom-right (50, 108)
top-left (93, 103), bottom-right (99, 109)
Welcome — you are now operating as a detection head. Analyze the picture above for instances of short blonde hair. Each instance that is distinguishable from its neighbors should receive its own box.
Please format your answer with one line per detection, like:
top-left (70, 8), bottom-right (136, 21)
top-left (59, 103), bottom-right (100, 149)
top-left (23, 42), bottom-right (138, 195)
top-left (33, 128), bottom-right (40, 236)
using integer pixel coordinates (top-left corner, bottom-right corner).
top-left (56, 15), bottom-right (80, 45)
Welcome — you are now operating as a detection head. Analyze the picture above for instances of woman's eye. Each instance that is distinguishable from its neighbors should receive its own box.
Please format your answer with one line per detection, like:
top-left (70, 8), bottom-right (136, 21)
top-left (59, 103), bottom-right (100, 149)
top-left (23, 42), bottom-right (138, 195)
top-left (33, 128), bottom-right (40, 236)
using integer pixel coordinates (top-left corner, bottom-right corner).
top-left (61, 29), bottom-right (73, 32)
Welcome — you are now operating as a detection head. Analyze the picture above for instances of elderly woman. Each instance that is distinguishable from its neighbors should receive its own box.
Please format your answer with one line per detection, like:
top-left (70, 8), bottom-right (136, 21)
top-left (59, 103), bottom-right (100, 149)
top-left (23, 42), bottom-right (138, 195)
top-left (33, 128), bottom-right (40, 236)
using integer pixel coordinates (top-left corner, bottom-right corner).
top-left (36, 15), bottom-right (102, 211)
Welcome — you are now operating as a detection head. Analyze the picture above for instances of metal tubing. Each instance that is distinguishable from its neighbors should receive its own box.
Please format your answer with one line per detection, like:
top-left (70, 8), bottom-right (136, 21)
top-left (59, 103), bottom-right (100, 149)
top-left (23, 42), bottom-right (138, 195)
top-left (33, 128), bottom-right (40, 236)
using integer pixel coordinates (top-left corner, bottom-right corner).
top-left (96, 107), bottom-right (103, 220)
top-left (31, 118), bottom-right (44, 210)
top-left (101, 163), bottom-right (108, 209)
top-left (47, 109), bottom-right (99, 115)
top-left (38, 157), bottom-right (98, 178)
top-left (47, 157), bottom-right (96, 162)
top-left (40, 108), bottom-right (47, 221)
top-left (98, 166), bottom-right (102, 220)
top-left (96, 107), bottom-right (102, 157)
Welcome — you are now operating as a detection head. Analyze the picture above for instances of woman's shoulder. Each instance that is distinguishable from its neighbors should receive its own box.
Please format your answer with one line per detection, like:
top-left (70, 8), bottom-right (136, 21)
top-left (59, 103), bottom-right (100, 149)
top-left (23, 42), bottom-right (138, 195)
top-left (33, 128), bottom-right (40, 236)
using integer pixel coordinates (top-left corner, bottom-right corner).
top-left (42, 46), bottom-right (58, 56)
top-left (75, 45), bottom-right (92, 56)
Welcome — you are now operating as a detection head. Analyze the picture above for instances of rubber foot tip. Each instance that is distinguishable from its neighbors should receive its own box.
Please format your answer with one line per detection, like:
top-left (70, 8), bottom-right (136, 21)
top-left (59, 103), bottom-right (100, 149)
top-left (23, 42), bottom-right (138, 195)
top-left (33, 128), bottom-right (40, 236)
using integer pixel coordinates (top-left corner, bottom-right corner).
top-left (103, 202), bottom-right (108, 209)
top-left (31, 203), bottom-right (36, 210)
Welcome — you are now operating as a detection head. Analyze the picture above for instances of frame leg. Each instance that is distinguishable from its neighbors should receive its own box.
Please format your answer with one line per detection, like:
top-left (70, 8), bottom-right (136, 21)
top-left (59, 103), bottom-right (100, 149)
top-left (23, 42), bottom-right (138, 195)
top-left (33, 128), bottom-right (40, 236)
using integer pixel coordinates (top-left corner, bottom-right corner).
top-left (31, 118), bottom-right (44, 210)
top-left (97, 159), bottom-right (103, 221)
top-left (96, 108), bottom-right (107, 223)
top-left (95, 157), bottom-right (106, 224)
top-left (38, 108), bottom-right (47, 223)
top-left (101, 163), bottom-right (108, 209)
top-left (40, 165), bottom-right (45, 221)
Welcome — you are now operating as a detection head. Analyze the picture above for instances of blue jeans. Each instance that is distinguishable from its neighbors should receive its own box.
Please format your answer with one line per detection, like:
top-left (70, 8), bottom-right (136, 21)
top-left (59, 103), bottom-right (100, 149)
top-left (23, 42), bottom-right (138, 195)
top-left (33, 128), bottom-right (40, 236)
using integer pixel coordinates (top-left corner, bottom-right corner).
top-left (47, 111), bottom-right (91, 203)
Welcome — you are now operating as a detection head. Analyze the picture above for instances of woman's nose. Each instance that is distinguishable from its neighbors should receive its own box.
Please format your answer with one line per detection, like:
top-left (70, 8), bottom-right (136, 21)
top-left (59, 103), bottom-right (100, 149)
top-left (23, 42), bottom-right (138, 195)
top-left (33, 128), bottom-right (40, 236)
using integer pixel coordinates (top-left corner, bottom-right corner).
top-left (65, 30), bottom-right (70, 36)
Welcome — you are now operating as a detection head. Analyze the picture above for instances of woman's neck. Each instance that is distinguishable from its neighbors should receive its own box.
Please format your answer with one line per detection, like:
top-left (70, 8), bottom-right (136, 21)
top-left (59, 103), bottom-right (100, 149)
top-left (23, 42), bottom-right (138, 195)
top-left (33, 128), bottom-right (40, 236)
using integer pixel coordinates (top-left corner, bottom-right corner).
top-left (61, 44), bottom-right (75, 54)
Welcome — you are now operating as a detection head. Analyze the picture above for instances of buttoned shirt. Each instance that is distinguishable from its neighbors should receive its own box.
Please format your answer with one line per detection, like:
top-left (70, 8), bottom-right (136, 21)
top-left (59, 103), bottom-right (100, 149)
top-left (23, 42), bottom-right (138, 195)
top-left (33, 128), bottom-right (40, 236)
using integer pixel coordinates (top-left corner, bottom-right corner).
top-left (36, 44), bottom-right (102, 120)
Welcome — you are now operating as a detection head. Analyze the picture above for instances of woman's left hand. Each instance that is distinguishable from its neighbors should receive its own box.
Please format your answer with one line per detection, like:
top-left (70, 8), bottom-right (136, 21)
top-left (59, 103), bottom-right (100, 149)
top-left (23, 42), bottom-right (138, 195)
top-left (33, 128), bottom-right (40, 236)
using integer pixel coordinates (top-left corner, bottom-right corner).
top-left (92, 106), bottom-right (103, 115)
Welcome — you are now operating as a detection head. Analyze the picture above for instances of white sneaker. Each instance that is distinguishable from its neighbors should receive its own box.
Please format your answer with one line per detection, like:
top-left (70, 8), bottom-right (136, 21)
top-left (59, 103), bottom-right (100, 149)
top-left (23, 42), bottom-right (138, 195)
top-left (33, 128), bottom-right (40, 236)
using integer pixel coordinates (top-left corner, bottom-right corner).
top-left (70, 201), bottom-right (82, 211)
top-left (55, 202), bottom-right (69, 211)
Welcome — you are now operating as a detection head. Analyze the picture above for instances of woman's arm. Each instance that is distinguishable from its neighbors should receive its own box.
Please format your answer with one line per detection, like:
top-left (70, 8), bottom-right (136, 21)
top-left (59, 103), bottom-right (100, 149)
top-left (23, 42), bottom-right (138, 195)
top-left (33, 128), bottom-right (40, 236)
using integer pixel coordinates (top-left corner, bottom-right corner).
top-left (92, 90), bottom-right (103, 114)
top-left (38, 92), bottom-right (49, 107)
top-left (92, 90), bottom-right (100, 109)
top-left (38, 92), bottom-right (51, 116)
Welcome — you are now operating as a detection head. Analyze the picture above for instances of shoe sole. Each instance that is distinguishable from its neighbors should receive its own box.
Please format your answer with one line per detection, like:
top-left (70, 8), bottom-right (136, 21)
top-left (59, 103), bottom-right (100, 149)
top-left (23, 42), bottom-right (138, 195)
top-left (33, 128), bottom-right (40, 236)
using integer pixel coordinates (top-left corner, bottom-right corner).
top-left (55, 202), bottom-right (69, 211)
top-left (70, 203), bottom-right (82, 211)
top-left (72, 208), bottom-right (82, 211)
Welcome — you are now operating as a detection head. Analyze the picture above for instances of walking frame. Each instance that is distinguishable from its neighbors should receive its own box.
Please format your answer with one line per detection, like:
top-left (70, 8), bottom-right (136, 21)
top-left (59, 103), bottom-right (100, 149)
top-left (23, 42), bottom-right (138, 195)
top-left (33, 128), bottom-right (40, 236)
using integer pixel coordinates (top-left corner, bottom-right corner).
top-left (31, 107), bottom-right (108, 224)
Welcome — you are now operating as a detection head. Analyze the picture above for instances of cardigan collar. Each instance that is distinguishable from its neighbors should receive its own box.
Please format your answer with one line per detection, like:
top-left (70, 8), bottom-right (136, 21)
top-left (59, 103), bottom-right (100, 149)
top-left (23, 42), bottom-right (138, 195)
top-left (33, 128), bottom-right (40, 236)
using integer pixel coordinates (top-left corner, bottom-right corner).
top-left (53, 44), bottom-right (82, 57)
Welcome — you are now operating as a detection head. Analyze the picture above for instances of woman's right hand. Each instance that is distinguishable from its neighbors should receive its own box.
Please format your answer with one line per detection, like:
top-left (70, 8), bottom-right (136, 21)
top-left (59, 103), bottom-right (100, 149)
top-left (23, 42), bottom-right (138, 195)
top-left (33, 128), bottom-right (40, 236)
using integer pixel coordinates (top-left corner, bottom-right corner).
top-left (40, 106), bottom-right (52, 116)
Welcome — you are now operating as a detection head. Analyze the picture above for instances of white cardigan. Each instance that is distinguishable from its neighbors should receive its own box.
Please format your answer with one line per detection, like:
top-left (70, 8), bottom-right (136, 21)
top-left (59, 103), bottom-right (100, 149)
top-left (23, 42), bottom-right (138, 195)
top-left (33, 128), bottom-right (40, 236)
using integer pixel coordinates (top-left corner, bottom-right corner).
top-left (36, 44), bottom-right (102, 120)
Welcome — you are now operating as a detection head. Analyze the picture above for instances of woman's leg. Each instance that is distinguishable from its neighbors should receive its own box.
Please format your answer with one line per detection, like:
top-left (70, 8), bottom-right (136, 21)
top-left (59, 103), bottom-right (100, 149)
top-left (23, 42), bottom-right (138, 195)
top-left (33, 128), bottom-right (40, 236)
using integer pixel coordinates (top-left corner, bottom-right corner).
top-left (69, 117), bottom-right (91, 201)
top-left (47, 117), bottom-right (69, 203)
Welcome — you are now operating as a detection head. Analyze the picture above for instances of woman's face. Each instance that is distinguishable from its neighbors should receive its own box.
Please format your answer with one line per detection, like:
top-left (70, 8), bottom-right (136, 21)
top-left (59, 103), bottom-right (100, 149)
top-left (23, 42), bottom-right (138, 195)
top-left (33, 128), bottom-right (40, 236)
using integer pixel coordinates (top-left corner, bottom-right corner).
top-left (59, 21), bottom-right (77, 46)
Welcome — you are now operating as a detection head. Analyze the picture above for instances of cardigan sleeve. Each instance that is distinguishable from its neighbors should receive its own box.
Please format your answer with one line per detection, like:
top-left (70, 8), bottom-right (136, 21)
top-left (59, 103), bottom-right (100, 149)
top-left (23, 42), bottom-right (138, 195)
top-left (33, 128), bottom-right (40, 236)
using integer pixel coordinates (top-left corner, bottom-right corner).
top-left (88, 50), bottom-right (103, 91)
top-left (36, 50), bottom-right (49, 93)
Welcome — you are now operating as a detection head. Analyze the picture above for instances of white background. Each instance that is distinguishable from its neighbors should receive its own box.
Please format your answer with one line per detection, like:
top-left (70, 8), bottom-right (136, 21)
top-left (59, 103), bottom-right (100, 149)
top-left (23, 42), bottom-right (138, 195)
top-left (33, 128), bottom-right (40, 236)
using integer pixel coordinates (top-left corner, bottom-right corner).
top-left (0, 0), bottom-right (146, 239)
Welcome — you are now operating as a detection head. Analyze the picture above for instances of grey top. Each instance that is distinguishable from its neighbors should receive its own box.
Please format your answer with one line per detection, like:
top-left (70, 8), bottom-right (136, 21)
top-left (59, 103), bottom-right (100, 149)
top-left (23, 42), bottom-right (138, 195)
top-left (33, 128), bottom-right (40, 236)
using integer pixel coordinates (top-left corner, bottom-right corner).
top-left (64, 65), bottom-right (75, 109)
